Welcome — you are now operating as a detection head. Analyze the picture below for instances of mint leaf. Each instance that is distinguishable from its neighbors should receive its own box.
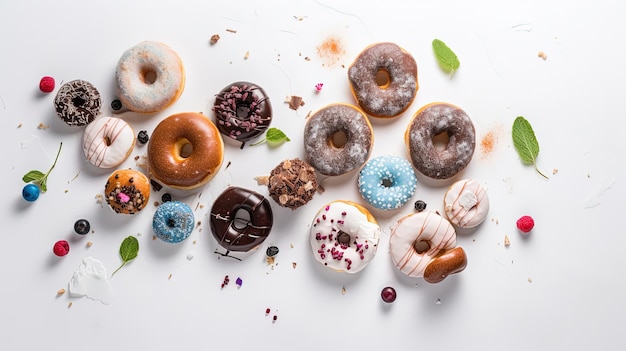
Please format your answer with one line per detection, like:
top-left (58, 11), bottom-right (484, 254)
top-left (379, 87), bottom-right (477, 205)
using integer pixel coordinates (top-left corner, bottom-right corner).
top-left (22, 142), bottom-right (62, 192)
top-left (250, 127), bottom-right (290, 146)
top-left (111, 236), bottom-right (139, 277)
top-left (432, 39), bottom-right (460, 75)
top-left (512, 116), bottom-right (548, 179)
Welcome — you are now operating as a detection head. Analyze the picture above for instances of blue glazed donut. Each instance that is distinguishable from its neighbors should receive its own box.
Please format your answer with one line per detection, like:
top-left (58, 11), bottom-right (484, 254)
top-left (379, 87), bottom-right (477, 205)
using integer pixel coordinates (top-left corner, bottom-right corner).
top-left (152, 201), bottom-right (195, 243)
top-left (357, 155), bottom-right (417, 210)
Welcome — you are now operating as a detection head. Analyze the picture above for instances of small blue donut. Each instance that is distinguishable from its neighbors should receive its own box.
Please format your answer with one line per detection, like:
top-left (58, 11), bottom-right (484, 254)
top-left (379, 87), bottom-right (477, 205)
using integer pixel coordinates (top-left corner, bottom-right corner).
top-left (152, 201), bottom-right (195, 243)
top-left (357, 155), bottom-right (417, 210)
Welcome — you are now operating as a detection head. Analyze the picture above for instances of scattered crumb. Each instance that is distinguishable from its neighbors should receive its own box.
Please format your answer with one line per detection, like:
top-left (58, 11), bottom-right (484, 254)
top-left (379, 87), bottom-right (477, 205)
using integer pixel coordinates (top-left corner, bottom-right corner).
top-left (57, 288), bottom-right (65, 296)
top-left (17, 123), bottom-right (22, 128)
top-left (64, 189), bottom-right (69, 193)
top-left (292, 262), bottom-right (297, 269)
top-left (293, 15), bottom-right (305, 21)
top-left (553, 168), bottom-right (559, 175)
top-left (504, 235), bottom-right (511, 247)
top-left (244, 51), bottom-right (250, 60)
top-left (304, 56), bottom-right (311, 61)
top-left (134, 156), bottom-right (140, 161)
top-left (209, 34), bottom-right (220, 45)
top-left (225, 161), bottom-right (231, 169)
top-left (193, 240), bottom-right (197, 245)
top-left (285, 96), bottom-right (305, 110)
top-left (86, 241), bottom-right (93, 248)
top-left (538, 51), bottom-right (547, 60)
top-left (341, 286), bottom-right (346, 295)
top-left (187, 254), bottom-right (194, 260)
top-left (528, 277), bottom-right (533, 283)
top-left (37, 122), bottom-right (49, 130)
top-left (168, 274), bottom-right (173, 280)
top-left (290, 244), bottom-right (294, 249)
top-left (152, 235), bottom-right (157, 240)
top-left (94, 193), bottom-right (104, 205)
top-left (435, 298), bottom-right (442, 305)
top-left (255, 175), bottom-right (269, 186)
top-left (266, 256), bottom-right (275, 265)
top-left (226, 28), bottom-right (237, 33)
top-left (68, 302), bottom-right (73, 308)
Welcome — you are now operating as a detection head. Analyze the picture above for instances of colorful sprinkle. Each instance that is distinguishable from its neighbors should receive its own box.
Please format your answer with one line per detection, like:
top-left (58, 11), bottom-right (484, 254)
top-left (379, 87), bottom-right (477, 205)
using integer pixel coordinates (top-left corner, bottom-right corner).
top-left (315, 83), bottom-right (324, 91)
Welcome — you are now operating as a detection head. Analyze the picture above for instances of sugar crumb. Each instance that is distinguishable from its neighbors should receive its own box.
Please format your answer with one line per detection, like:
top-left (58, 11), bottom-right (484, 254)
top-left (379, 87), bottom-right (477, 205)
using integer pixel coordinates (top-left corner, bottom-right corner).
top-left (37, 122), bottom-right (49, 130)
top-left (538, 51), bottom-right (547, 60)
top-left (504, 235), bottom-right (510, 247)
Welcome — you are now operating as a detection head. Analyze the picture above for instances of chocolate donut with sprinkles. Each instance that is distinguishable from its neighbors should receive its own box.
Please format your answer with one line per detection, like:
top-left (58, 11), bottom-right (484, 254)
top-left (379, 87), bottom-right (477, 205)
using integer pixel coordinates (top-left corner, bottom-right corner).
top-left (54, 79), bottom-right (102, 126)
top-left (213, 81), bottom-right (272, 145)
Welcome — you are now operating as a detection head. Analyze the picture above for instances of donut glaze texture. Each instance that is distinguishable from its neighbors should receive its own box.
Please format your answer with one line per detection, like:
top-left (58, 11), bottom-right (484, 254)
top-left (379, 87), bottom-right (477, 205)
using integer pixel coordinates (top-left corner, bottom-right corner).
top-left (406, 103), bottom-right (475, 180)
top-left (213, 82), bottom-right (272, 143)
top-left (303, 104), bottom-right (373, 176)
top-left (357, 155), bottom-right (417, 210)
top-left (348, 42), bottom-right (418, 117)
top-left (153, 201), bottom-right (195, 243)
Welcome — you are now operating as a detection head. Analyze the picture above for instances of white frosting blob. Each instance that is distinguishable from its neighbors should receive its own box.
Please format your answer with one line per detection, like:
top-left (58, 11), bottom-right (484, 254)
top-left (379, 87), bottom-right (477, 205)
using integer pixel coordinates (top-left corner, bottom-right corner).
top-left (68, 257), bottom-right (114, 304)
top-left (444, 179), bottom-right (489, 228)
top-left (459, 190), bottom-right (478, 210)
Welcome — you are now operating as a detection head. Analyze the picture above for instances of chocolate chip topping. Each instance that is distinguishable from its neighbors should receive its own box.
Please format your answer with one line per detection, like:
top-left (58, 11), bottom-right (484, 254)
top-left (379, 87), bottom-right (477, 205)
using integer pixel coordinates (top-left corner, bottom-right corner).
top-left (267, 158), bottom-right (318, 210)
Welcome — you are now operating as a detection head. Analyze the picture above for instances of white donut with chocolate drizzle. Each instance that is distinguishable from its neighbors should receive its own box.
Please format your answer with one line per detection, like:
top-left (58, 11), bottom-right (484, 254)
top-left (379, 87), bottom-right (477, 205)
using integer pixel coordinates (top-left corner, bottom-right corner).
top-left (389, 211), bottom-right (457, 278)
top-left (82, 116), bottom-right (135, 168)
top-left (443, 179), bottom-right (489, 228)
top-left (309, 201), bottom-right (380, 273)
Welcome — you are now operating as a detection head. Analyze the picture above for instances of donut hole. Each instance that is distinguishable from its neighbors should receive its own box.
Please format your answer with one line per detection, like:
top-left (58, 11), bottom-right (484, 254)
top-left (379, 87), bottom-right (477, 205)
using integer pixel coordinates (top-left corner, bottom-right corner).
top-left (103, 136), bottom-right (111, 146)
top-left (236, 103), bottom-right (251, 119)
top-left (375, 69), bottom-right (391, 89)
top-left (381, 178), bottom-right (393, 187)
top-left (175, 138), bottom-right (193, 159)
top-left (141, 67), bottom-right (158, 85)
top-left (336, 230), bottom-right (351, 246)
top-left (433, 132), bottom-right (450, 151)
top-left (330, 130), bottom-right (347, 148)
top-left (232, 208), bottom-right (252, 230)
top-left (413, 240), bottom-right (431, 254)
top-left (72, 96), bottom-right (86, 107)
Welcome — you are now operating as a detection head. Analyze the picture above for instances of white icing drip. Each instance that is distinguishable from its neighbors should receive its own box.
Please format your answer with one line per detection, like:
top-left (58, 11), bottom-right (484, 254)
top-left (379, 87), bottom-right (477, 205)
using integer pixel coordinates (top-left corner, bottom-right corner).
top-left (309, 201), bottom-right (380, 273)
top-left (389, 211), bottom-right (456, 278)
top-left (68, 257), bottom-right (114, 304)
top-left (444, 179), bottom-right (490, 228)
top-left (115, 41), bottom-right (184, 113)
top-left (82, 116), bottom-right (135, 168)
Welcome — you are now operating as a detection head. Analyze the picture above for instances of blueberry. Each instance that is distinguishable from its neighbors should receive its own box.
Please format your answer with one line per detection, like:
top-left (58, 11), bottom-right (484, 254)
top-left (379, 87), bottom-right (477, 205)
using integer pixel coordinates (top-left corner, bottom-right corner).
top-left (414, 200), bottom-right (427, 212)
top-left (74, 219), bottom-right (91, 235)
top-left (266, 245), bottom-right (279, 257)
top-left (161, 193), bottom-right (172, 203)
top-left (137, 130), bottom-right (149, 144)
top-left (22, 184), bottom-right (40, 202)
top-left (381, 286), bottom-right (397, 303)
top-left (111, 99), bottom-right (122, 111)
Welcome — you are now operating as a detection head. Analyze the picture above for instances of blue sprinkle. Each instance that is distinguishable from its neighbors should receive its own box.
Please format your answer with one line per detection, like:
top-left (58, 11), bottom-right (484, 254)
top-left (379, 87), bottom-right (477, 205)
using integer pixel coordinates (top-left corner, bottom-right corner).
top-left (357, 155), bottom-right (417, 210)
top-left (153, 201), bottom-right (195, 243)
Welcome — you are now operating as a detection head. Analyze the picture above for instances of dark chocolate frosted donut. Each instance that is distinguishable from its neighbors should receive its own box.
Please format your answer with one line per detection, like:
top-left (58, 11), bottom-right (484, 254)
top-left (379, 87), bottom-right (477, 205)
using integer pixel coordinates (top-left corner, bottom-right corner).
top-left (210, 186), bottom-right (273, 253)
top-left (405, 102), bottom-right (475, 180)
top-left (268, 158), bottom-right (318, 210)
top-left (303, 103), bottom-right (373, 176)
top-left (213, 81), bottom-right (272, 144)
top-left (348, 42), bottom-right (418, 118)
top-left (54, 80), bottom-right (102, 126)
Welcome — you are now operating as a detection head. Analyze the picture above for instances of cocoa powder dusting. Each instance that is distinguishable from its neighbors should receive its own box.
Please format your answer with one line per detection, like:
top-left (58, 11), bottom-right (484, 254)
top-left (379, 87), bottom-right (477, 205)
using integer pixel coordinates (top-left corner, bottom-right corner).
top-left (316, 36), bottom-right (345, 67)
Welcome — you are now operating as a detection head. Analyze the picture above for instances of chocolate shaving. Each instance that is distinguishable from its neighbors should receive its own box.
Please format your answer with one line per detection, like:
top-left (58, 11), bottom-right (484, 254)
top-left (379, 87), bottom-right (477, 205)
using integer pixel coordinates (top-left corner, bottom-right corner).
top-left (267, 158), bottom-right (318, 210)
top-left (286, 96), bottom-right (305, 110)
top-left (210, 34), bottom-right (220, 45)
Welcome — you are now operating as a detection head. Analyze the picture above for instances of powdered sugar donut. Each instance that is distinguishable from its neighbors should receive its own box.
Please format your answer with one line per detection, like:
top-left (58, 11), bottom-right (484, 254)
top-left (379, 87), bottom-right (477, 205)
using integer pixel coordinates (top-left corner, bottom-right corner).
top-left (115, 41), bottom-right (185, 113)
top-left (348, 42), bottom-right (418, 118)
top-left (389, 211), bottom-right (467, 283)
top-left (443, 179), bottom-right (489, 228)
top-left (303, 103), bottom-right (373, 176)
top-left (82, 116), bottom-right (135, 168)
top-left (310, 201), bottom-right (380, 273)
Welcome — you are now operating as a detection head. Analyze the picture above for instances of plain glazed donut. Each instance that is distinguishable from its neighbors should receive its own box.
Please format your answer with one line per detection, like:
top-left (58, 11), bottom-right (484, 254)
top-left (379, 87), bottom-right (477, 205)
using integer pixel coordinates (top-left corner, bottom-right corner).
top-left (213, 81), bottom-right (272, 144)
top-left (357, 155), bottom-right (417, 211)
top-left (389, 211), bottom-right (467, 283)
top-left (405, 102), bottom-right (476, 181)
top-left (309, 200), bottom-right (380, 274)
top-left (82, 116), bottom-right (135, 168)
top-left (104, 169), bottom-right (150, 215)
top-left (443, 179), bottom-right (489, 228)
top-left (153, 201), bottom-right (195, 243)
top-left (348, 42), bottom-right (418, 118)
top-left (147, 112), bottom-right (224, 191)
top-left (54, 79), bottom-right (102, 126)
top-left (267, 158), bottom-right (318, 210)
top-left (209, 186), bottom-right (273, 258)
top-left (303, 103), bottom-right (373, 176)
top-left (115, 41), bottom-right (185, 113)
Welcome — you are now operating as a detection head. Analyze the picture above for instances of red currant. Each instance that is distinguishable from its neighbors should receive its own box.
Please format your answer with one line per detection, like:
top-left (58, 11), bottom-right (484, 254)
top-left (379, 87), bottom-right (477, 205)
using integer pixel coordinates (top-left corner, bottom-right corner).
top-left (381, 286), bottom-right (397, 303)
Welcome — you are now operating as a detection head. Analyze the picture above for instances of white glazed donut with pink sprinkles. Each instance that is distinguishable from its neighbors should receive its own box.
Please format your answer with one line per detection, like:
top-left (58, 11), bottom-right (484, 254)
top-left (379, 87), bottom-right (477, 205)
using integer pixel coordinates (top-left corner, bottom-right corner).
top-left (309, 201), bottom-right (380, 273)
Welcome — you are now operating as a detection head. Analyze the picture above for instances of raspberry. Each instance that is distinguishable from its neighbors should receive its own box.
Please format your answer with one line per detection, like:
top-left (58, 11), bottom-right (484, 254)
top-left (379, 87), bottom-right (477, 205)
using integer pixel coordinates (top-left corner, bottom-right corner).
top-left (53, 240), bottom-right (70, 256)
top-left (516, 216), bottom-right (534, 233)
top-left (39, 76), bottom-right (55, 93)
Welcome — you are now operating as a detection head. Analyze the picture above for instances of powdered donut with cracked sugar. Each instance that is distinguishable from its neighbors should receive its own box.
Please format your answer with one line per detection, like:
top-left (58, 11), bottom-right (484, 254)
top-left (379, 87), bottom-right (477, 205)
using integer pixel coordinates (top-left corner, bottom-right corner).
top-left (267, 158), bottom-right (318, 210)
top-left (82, 116), bottom-right (135, 168)
top-left (310, 200), bottom-right (380, 273)
top-left (348, 42), bottom-right (418, 117)
top-left (443, 179), bottom-right (489, 228)
top-left (389, 211), bottom-right (467, 283)
top-left (303, 103), bottom-right (373, 176)
top-left (405, 102), bottom-right (476, 180)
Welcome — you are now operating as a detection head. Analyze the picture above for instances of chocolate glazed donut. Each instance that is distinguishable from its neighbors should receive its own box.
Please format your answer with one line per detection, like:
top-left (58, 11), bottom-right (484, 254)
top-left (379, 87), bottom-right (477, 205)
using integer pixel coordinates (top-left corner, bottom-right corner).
top-left (213, 81), bottom-right (272, 146)
top-left (210, 186), bottom-right (273, 256)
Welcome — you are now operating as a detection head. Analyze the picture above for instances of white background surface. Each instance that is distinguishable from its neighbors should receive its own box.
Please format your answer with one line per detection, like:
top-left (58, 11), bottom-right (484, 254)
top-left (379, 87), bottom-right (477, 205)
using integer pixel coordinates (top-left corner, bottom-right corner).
top-left (1, 1), bottom-right (624, 350)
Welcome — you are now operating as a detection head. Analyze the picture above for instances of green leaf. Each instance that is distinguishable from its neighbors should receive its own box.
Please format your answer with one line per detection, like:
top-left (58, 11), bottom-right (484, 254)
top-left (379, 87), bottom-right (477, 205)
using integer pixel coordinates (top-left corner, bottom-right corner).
top-left (432, 39), bottom-right (460, 75)
top-left (512, 116), bottom-right (548, 179)
top-left (249, 127), bottom-right (290, 146)
top-left (111, 236), bottom-right (139, 277)
top-left (22, 170), bottom-right (45, 183)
